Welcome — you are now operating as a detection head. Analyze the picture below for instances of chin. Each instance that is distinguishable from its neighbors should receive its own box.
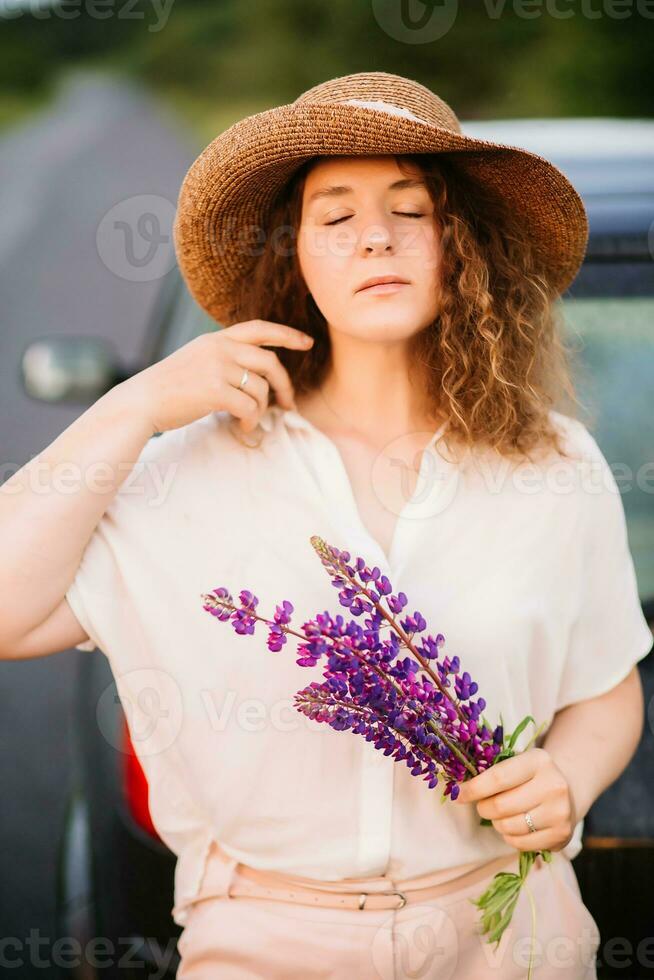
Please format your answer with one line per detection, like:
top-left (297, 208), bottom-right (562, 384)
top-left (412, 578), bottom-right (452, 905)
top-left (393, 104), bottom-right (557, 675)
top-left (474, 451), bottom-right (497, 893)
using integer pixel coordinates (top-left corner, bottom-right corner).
top-left (344, 314), bottom-right (427, 339)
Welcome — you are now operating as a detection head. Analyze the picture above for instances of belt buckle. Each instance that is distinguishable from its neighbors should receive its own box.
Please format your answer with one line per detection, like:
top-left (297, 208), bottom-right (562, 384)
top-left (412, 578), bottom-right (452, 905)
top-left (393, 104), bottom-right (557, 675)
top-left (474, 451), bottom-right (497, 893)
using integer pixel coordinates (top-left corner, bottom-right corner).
top-left (357, 890), bottom-right (407, 910)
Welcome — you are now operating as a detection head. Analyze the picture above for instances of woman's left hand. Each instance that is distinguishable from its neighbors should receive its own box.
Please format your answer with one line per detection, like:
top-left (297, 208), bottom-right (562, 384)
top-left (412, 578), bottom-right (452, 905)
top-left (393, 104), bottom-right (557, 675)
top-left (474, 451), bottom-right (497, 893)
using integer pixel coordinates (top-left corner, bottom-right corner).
top-left (453, 747), bottom-right (578, 852)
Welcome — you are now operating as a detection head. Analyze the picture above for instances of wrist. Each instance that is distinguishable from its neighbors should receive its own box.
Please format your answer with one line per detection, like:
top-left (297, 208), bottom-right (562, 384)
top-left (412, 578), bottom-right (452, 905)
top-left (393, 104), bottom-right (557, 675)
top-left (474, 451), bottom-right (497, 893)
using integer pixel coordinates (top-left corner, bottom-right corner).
top-left (545, 748), bottom-right (594, 824)
top-left (94, 379), bottom-right (157, 442)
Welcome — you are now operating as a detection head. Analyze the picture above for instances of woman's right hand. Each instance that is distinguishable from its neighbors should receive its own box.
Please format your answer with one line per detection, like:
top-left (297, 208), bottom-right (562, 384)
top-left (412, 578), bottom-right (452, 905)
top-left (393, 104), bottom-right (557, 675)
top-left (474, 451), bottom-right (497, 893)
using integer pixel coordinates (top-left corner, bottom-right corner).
top-left (117, 319), bottom-right (315, 436)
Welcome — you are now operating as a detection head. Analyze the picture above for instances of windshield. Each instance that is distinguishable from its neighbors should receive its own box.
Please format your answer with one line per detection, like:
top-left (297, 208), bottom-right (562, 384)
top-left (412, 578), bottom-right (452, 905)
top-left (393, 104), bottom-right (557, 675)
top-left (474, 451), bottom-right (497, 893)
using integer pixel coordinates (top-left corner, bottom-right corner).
top-left (561, 295), bottom-right (654, 604)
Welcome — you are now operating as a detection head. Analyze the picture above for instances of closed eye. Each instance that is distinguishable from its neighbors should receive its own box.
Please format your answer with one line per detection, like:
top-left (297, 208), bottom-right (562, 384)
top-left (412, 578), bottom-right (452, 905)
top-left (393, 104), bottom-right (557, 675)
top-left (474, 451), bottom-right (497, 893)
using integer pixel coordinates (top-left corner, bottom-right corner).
top-left (326, 212), bottom-right (425, 226)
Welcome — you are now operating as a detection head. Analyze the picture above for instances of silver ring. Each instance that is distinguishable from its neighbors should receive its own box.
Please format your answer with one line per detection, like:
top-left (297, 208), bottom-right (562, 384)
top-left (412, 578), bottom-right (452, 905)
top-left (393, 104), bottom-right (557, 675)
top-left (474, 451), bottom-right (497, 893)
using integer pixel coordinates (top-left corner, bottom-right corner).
top-left (524, 811), bottom-right (537, 833)
top-left (237, 368), bottom-right (249, 390)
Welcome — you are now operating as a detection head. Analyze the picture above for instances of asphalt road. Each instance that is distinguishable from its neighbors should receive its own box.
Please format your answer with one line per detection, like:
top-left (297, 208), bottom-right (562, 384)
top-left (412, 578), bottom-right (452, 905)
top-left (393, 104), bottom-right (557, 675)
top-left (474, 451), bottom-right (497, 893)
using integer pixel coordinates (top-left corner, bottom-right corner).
top-left (0, 69), bottom-right (197, 979)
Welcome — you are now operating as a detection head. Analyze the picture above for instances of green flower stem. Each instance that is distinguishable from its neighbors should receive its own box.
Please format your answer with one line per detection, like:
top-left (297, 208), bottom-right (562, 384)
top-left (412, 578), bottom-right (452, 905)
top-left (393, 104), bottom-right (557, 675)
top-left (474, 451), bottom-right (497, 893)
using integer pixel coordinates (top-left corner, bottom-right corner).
top-left (523, 877), bottom-right (538, 980)
top-left (464, 713), bottom-right (553, 976)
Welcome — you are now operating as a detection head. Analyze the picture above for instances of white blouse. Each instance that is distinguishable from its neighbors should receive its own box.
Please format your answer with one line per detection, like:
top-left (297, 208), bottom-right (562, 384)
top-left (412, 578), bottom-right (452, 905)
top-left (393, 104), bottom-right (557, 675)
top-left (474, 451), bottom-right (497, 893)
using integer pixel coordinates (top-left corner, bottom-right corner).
top-left (65, 404), bottom-right (652, 927)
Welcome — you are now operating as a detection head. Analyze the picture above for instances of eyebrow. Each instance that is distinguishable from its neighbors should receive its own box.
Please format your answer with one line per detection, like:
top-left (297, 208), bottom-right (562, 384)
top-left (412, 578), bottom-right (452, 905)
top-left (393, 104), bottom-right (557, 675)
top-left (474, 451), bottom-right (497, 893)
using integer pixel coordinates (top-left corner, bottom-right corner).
top-left (306, 177), bottom-right (428, 204)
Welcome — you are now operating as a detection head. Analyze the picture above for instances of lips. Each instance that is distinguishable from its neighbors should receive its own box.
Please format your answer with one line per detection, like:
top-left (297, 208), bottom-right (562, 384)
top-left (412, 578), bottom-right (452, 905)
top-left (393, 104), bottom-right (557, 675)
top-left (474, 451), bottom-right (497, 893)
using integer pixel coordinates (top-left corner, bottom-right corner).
top-left (355, 275), bottom-right (411, 293)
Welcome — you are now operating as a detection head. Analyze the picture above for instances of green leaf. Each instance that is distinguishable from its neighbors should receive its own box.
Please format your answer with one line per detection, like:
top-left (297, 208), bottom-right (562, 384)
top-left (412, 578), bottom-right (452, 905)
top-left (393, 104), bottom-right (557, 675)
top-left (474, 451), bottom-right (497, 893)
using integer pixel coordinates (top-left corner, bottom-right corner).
top-left (506, 714), bottom-right (536, 753)
top-left (476, 879), bottom-right (520, 918)
top-left (486, 891), bottom-right (521, 943)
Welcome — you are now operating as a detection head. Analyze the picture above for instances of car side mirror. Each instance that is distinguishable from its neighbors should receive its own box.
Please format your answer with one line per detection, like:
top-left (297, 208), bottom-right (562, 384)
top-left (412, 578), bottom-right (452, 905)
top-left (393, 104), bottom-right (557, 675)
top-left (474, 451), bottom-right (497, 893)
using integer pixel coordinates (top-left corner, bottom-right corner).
top-left (20, 336), bottom-right (129, 403)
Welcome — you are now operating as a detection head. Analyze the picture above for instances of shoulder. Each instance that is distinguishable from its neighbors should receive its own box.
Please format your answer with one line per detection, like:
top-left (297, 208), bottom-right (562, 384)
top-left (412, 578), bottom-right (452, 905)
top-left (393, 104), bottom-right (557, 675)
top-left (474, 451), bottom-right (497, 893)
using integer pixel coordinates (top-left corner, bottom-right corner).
top-left (545, 410), bottom-right (617, 493)
top-left (547, 409), bottom-right (603, 462)
top-left (547, 411), bottom-right (627, 535)
top-left (137, 411), bottom-right (239, 466)
top-left (110, 411), bottom-right (243, 513)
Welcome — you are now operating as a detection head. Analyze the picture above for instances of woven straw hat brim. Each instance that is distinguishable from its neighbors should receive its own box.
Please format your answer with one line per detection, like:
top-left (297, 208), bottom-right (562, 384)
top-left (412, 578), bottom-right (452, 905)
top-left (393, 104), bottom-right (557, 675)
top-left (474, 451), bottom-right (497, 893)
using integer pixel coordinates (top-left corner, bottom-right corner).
top-left (173, 102), bottom-right (589, 324)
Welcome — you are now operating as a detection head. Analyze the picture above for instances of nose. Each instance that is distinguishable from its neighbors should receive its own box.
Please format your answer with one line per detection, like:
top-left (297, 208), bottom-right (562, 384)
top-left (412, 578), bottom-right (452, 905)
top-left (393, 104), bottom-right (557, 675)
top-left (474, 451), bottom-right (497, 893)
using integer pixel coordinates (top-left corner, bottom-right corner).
top-left (360, 222), bottom-right (394, 255)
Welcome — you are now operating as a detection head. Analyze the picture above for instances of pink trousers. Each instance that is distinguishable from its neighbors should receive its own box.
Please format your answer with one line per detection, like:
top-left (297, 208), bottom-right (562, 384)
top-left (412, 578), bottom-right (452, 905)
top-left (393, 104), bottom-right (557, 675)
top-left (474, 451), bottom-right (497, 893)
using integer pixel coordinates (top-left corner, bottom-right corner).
top-left (176, 841), bottom-right (600, 979)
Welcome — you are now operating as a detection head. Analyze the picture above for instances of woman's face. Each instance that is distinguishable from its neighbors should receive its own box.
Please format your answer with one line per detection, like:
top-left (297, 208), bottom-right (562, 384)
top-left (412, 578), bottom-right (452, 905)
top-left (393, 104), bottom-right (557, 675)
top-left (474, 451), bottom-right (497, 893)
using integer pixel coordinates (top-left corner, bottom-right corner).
top-left (297, 155), bottom-right (441, 344)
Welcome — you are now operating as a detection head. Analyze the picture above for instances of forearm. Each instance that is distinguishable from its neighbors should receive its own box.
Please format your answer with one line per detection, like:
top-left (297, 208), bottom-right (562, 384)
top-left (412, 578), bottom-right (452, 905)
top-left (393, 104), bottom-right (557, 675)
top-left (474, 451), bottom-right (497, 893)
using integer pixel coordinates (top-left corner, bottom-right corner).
top-left (0, 380), bottom-right (153, 648)
top-left (542, 666), bottom-right (645, 823)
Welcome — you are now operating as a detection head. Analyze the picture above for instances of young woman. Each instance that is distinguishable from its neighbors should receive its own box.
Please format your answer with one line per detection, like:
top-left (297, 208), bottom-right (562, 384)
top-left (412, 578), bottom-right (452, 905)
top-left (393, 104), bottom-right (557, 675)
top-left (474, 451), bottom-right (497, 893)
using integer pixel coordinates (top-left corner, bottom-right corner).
top-left (2, 72), bottom-right (651, 979)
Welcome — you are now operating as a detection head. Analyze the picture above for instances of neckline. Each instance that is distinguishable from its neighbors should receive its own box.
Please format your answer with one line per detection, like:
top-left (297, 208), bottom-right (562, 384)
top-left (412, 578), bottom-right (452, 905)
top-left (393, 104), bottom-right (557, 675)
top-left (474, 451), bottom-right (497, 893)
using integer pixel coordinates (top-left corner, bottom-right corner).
top-left (260, 402), bottom-right (450, 448)
top-left (260, 403), bottom-right (456, 577)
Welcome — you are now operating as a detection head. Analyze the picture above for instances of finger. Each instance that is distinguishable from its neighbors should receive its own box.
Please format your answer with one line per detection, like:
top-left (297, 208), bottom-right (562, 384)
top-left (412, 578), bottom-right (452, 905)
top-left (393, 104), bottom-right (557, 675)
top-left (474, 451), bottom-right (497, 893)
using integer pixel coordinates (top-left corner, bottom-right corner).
top-left (225, 319), bottom-right (315, 351)
top-left (491, 802), bottom-right (552, 838)
top-left (226, 360), bottom-right (268, 412)
top-left (234, 344), bottom-right (297, 410)
top-left (501, 827), bottom-right (558, 852)
top-left (219, 374), bottom-right (266, 429)
top-left (476, 778), bottom-right (542, 821)
top-left (455, 752), bottom-right (538, 804)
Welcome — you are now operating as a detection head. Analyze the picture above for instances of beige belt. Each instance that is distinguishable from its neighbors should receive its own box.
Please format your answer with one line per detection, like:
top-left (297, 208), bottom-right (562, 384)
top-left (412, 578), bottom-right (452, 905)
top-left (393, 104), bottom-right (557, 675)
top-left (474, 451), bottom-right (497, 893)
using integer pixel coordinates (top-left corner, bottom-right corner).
top-left (197, 842), bottom-right (526, 912)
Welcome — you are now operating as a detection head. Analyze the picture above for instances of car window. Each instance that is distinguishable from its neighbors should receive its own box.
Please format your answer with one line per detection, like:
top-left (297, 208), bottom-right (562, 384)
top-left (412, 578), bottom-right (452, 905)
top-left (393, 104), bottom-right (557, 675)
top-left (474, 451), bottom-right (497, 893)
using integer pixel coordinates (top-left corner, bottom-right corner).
top-left (561, 295), bottom-right (654, 603)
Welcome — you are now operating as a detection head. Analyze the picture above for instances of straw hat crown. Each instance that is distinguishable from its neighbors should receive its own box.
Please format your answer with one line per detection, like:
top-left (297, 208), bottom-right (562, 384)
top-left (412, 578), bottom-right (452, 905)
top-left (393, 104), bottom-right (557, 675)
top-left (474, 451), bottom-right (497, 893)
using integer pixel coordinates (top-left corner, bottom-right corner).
top-left (293, 72), bottom-right (462, 133)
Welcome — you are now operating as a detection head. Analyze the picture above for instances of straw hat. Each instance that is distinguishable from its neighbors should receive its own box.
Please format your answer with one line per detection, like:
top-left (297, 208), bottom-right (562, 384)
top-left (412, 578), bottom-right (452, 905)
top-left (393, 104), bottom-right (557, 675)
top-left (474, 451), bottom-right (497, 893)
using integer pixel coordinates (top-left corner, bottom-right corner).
top-left (173, 71), bottom-right (588, 324)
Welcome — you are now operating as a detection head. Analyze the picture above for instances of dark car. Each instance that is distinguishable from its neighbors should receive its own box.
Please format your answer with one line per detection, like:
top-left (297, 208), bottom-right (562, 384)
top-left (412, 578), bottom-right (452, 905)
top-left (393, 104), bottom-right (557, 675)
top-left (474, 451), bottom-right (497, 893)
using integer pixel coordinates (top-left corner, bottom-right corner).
top-left (22, 119), bottom-right (654, 979)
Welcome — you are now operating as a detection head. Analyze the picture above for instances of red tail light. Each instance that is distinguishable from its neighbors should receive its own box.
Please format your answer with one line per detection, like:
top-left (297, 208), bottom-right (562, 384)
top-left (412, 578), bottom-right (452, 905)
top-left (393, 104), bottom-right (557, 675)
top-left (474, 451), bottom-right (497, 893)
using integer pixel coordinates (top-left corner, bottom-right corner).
top-left (121, 715), bottom-right (162, 842)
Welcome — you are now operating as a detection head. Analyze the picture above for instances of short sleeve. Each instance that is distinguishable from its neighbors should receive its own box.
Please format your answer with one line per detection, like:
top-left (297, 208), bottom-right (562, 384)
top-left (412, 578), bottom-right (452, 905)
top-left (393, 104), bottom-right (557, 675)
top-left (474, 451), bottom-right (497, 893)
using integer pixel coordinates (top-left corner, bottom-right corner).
top-left (555, 427), bottom-right (653, 710)
top-left (65, 579), bottom-right (99, 651)
top-left (62, 423), bottom-right (193, 658)
top-left (74, 637), bottom-right (97, 652)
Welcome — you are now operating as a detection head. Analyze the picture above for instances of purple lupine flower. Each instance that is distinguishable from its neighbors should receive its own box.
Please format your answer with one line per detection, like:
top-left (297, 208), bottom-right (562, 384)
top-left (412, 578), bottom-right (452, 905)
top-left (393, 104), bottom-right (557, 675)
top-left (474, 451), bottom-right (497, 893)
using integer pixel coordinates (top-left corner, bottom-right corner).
top-left (202, 586), bottom-right (233, 621)
top-left (266, 600), bottom-right (294, 652)
top-left (201, 536), bottom-right (505, 799)
top-left (200, 535), bottom-right (551, 956)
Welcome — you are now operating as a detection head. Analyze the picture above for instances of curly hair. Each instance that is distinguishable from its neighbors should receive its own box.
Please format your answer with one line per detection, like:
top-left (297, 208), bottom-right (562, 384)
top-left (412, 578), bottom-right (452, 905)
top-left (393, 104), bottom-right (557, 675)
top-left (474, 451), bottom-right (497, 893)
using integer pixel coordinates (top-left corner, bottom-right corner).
top-left (228, 152), bottom-right (589, 463)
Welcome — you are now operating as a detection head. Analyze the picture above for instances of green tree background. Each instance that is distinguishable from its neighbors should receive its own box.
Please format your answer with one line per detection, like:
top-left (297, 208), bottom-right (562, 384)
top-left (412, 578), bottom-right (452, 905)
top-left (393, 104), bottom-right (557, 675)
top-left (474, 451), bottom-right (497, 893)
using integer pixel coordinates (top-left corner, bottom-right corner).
top-left (0, 0), bottom-right (651, 137)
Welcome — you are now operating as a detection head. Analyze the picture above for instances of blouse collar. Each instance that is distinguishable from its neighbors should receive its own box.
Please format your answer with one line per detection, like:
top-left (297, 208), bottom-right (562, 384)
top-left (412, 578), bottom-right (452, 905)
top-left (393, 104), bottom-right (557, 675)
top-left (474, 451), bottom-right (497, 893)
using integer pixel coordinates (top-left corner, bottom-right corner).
top-left (258, 404), bottom-right (320, 435)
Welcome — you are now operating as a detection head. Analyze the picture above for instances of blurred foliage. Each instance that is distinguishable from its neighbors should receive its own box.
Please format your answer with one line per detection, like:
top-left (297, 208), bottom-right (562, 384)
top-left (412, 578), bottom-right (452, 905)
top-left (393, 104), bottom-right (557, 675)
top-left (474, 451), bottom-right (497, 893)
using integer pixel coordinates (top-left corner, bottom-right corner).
top-left (0, 0), bottom-right (651, 136)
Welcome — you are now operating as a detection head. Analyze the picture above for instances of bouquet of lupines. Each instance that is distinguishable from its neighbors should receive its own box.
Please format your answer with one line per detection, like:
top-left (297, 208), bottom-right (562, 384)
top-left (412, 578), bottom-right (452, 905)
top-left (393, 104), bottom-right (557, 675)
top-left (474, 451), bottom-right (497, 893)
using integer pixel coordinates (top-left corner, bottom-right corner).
top-left (201, 535), bottom-right (550, 971)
